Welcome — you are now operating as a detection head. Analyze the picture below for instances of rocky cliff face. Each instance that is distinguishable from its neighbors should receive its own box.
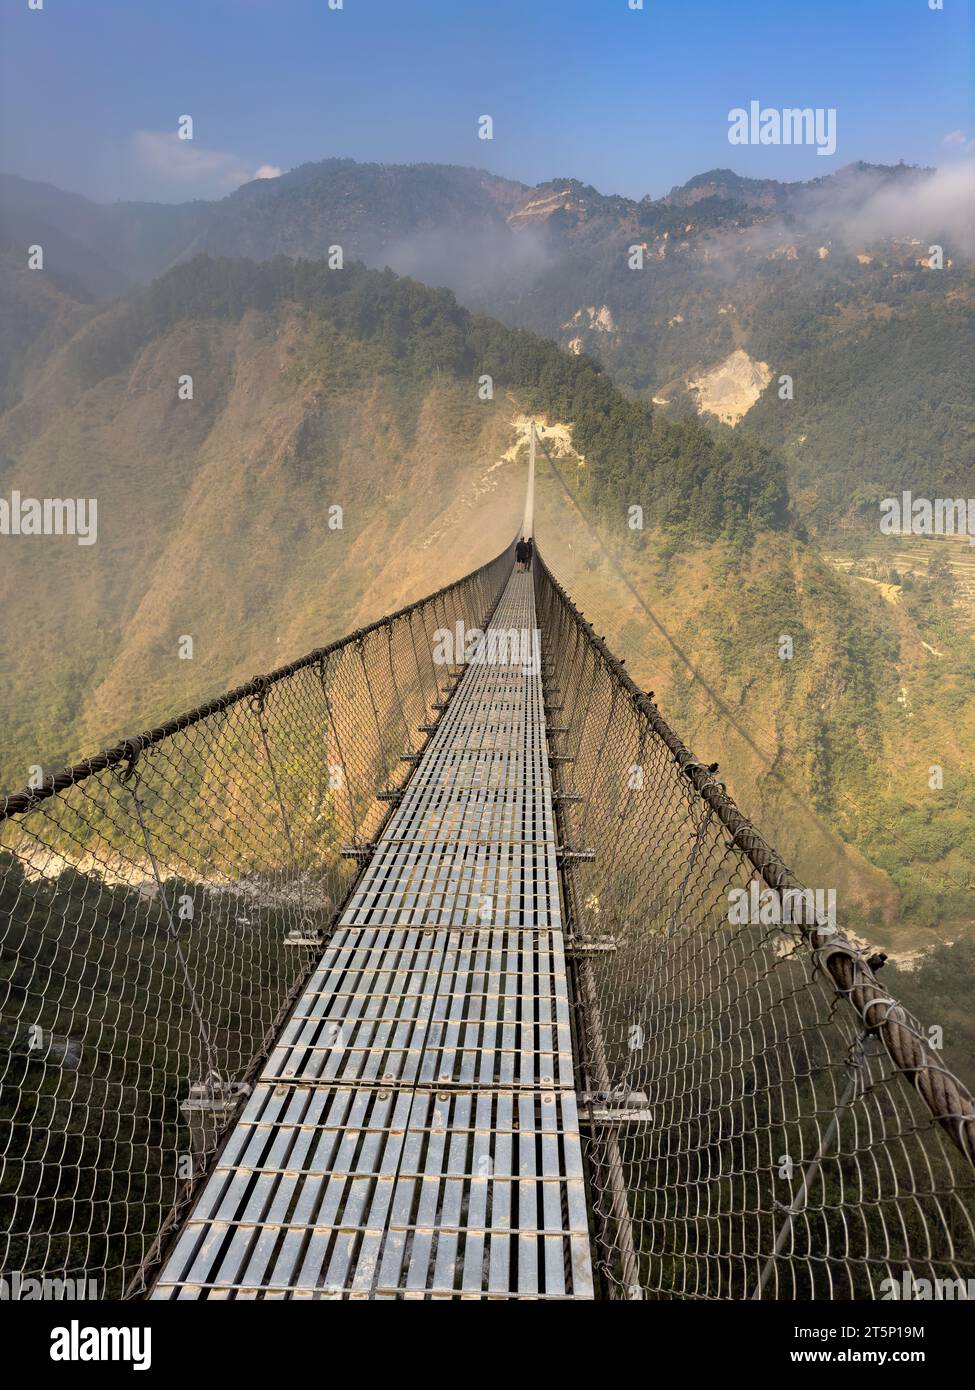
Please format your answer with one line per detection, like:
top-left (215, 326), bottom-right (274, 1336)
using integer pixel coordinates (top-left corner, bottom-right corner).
top-left (688, 348), bottom-right (773, 425)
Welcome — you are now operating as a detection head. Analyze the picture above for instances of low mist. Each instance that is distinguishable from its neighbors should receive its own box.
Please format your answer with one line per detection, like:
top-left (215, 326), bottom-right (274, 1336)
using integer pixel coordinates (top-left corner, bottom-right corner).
top-left (379, 223), bottom-right (553, 301)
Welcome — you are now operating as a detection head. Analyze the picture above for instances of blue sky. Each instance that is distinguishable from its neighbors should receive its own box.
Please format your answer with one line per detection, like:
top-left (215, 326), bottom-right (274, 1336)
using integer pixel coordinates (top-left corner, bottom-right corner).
top-left (2, 0), bottom-right (973, 203)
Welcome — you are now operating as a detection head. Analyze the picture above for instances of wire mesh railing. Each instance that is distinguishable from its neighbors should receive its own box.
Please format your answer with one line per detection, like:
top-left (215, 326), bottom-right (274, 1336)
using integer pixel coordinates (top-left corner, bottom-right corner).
top-left (3, 532), bottom-right (974, 1302)
top-left (534, 547), bottom-right (975, 1301)
top-left (0, 543), bottom-right (514, 1299)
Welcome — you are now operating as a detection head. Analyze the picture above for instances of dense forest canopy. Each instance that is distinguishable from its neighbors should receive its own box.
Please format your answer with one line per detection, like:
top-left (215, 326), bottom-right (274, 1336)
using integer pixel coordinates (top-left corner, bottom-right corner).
top-left (70, 253), bottom-right (790, 542)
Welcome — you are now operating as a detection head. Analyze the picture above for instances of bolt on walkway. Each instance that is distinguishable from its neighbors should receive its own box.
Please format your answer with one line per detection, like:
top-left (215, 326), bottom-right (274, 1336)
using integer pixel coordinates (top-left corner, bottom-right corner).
top-left (152, 569), bottom-right (595, 1299)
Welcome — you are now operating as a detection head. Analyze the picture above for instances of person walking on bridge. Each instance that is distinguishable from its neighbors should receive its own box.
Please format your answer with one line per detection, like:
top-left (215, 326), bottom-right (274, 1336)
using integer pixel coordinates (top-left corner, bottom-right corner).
top-left (515, 537), bottom-right (529, 571)
top-left (525, 536), bottom-right (534, 571)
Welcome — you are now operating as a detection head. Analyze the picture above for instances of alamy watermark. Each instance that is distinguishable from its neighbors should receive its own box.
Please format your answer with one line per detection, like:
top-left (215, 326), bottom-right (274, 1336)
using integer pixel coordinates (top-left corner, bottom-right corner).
top-left (728, 101), bottom-right (837, 157)
top-left (1, 1270), bottom-right (99, 1299)
top-left (880, 1271), bottom-right (973, 1300)
top-left (50, 1320), bottom-right (151, 1370)
top-left (728, 878), bottom-right (837, 930)
top-left (433, 621), bottom-right (541, 675)
top-left (0, 492), bottom-right (97, 545)
top-left (880, 491), bottom-right (975, 541)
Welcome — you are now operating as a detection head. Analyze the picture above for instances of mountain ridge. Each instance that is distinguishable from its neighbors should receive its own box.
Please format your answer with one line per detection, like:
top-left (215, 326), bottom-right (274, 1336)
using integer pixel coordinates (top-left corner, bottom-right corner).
top-left (0, 252), bottom-right (786, 787)
top-left (4, 157), bottom-right (969, 536)
top-left (1, 158), bottom-right (940, 297)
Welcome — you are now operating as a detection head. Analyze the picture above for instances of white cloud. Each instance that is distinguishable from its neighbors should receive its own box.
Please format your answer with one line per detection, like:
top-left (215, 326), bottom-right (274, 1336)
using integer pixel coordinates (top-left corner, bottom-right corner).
top-left (132, 131), bottom-right (280, 190)
top-left (840, 161), bottom-right (975, 256)
top-left (943, 130), bottom-right (967, 147)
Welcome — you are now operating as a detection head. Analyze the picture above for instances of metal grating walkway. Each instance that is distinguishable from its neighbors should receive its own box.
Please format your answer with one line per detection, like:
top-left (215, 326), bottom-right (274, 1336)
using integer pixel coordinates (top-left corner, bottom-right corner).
top-left (152, 570), bottom-right (595, 1299)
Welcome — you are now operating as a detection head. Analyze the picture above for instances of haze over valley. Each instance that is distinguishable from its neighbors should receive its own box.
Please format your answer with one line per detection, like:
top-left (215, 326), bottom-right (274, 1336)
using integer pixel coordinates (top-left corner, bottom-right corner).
top-left (2, 149), bottom-right (974, 1081)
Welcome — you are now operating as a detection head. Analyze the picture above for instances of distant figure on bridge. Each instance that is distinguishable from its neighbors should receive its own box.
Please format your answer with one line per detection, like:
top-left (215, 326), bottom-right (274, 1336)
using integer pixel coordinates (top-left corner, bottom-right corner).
top-left (525, 536), bottom-right (534, 571)
top-left (516, 537), bottom-right (529, 571)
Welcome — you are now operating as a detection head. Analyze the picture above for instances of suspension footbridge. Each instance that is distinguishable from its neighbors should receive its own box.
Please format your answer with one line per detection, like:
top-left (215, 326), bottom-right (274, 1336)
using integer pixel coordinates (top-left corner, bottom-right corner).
top-left (2, 453), bottom-right (974, 1300)
top-left (150, 569), bottom-right (593, 1299)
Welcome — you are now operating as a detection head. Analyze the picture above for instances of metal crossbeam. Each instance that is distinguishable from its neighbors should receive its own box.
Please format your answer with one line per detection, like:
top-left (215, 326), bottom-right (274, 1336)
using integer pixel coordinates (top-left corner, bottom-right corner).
top-left (151, 571), bottom-right (595, 1300)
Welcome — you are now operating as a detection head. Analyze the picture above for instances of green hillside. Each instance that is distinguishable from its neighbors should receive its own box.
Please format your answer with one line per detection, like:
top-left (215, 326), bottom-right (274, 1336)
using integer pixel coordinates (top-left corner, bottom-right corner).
top-left (745, 294), bottom-right (975, 525)
top-left (528, 460), bottom-right (975, 1089)
top-left (4, 160), bottom-right (970, 538)
top-left (3, 247), bottom-right (972, 1088)
top-left (0, 254), bottom-right (784, 789)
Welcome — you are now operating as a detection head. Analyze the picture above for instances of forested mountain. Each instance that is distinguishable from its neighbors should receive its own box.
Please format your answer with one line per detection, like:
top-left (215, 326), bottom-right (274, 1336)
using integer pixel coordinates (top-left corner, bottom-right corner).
top-left (532, 468), bottom-right (975, 1090)
top-left (0, 243), bottom-right (95, 409)
top-left (745, 295), bottom-right (975, 524)
top-left (2, 241), bottom-right (972, 1085)
top-left (0, 254), bottom-right (785, 788)
top-left (2, 158), bottom-right (970, 533)
top-left (2, 158), bottom-right (945, 303)
top-left (0, 173), bottom-right (210, 288)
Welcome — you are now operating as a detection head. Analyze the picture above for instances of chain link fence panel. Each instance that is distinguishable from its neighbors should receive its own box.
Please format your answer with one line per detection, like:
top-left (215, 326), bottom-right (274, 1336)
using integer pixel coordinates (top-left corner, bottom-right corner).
top-left (534, 548), bottom-right (975, 1301)
top-left (0, 544), bottom-right (514, 1298)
